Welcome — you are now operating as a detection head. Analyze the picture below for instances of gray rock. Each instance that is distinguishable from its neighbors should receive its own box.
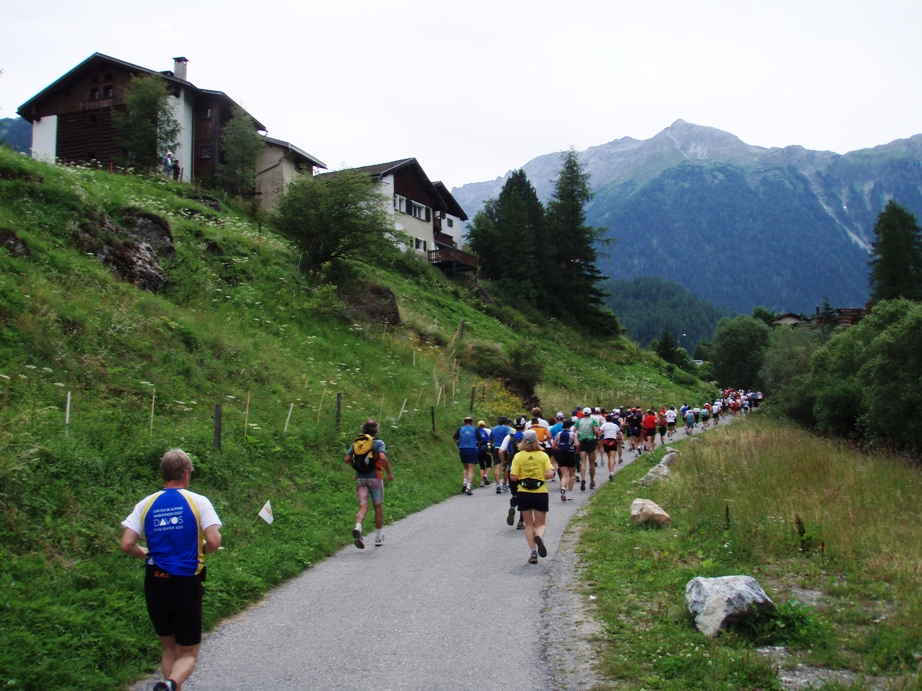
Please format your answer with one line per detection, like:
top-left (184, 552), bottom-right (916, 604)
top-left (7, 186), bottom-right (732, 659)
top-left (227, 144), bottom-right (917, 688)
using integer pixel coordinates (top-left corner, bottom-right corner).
top-left (686, 575), bottom-right (775, 637)
top-left (630, 498), bottom-right (671, 526)
top-left (660, 451), bottom-right (679, 466)
top-left (639, 463), bottom-right (671, 485)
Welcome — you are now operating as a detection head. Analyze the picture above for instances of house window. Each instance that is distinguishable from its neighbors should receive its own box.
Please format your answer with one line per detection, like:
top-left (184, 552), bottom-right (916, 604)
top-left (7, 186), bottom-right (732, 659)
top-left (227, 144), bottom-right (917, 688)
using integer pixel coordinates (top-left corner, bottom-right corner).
top-left (90, 75), bottom-right (99, 84)
top-left (447, 218), bottom-right (454, 228)
top-left (393, 194), bottom-right (407, 214)
top-left (200, 146), bottom-right (212, 159)
top-left (103, 73), bottom-right (113, 81)
top-left (89, 87), bottom-right (100, 100)
top-left (103, 86), bottom-right (114, 98)
top-left (409, 201), bottom-right (430, 221)
top-left (200, 107), bottom-right (212, 119)
top-left (414, 238), bottom-right (427, 252)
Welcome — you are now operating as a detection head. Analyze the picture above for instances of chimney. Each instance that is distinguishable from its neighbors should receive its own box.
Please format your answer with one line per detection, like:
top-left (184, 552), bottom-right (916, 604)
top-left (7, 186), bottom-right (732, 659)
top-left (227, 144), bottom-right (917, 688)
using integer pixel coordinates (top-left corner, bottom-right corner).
top-left (173, 57), bottom-right (188, 81)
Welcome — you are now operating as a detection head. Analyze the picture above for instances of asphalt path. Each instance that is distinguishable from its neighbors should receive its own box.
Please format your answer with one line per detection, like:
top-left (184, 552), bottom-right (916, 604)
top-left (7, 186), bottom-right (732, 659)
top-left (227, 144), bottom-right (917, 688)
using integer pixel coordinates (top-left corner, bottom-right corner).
top-left (170, 414), bottom-right (741, 691)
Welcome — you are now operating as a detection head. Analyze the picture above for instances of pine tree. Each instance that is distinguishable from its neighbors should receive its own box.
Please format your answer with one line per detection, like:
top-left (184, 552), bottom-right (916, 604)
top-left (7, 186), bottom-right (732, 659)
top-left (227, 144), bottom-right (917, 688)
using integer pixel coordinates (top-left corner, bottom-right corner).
top-left (545, 148), bottom-right (610, 322)
top-left (868, 200), bottom-right (922, 304)
top-left (654, 327), bottom-right (679, 364)
top-left (467, 170), bottom-right (546, 302)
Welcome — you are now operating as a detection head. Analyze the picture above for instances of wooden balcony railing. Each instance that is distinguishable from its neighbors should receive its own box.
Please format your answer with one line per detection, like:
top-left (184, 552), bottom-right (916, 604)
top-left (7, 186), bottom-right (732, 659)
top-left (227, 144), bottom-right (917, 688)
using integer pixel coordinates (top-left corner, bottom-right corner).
top-left (428, 246), bottom-right (478, 270)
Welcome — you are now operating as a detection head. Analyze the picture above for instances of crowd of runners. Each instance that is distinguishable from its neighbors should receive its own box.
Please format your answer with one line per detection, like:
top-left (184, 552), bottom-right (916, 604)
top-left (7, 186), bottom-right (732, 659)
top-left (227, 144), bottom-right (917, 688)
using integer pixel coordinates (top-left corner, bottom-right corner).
top-left (347, 390), bottom-right (760, 565)
top-left (449, 390), bottom-right (762, 564)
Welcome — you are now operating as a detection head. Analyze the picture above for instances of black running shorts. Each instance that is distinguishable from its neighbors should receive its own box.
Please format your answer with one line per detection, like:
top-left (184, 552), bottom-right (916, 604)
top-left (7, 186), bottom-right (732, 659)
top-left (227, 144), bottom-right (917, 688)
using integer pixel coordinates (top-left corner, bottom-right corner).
top-left (516, 491), bottom-right (549, 513)
top-left (144, 566), bottom-right (205, 647)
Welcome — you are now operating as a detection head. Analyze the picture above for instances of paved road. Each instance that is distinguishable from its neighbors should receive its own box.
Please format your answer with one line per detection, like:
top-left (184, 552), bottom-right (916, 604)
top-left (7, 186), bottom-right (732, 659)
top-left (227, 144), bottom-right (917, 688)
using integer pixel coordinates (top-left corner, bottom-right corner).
top-left (170, 415), bottom-right (740, 691)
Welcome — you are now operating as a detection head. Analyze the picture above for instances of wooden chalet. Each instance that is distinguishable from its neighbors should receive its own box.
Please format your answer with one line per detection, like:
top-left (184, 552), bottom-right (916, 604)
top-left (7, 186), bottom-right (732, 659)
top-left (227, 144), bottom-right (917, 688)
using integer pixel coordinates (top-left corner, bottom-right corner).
top-left (16, 53), bottom-right (267, 182)
top-left (325, 159), bottom-right (476, 274)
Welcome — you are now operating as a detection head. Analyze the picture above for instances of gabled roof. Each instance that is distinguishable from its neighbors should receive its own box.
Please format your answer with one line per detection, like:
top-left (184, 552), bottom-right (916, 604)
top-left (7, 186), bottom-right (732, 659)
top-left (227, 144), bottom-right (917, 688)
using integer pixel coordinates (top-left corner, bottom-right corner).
top-left (17, 52), bottom-right (265, 130)
top-left (264, 136), bottom-right (327, 170)
top-left (433, 181), bottom-right (468, 221)
top-left (340, 158), bottom-right (418, 180)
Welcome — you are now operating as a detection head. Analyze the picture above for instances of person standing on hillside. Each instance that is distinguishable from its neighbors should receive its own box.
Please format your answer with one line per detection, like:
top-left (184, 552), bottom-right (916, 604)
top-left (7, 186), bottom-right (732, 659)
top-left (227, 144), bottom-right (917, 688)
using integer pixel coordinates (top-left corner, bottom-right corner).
top-left (509, 429), bottom-right (555, 564)
top-left (344, 419), bottom-right (393, 548)
top-left (120, 449), bottom-right (223, 691)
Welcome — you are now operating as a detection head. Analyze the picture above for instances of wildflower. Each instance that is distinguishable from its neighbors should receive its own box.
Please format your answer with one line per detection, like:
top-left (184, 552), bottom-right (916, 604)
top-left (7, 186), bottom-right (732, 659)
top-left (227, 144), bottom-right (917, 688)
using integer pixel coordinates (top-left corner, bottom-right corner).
top-left (0, 374), bottom-right (9, 380)
top-left (54, 383), bottom-right (65, 387)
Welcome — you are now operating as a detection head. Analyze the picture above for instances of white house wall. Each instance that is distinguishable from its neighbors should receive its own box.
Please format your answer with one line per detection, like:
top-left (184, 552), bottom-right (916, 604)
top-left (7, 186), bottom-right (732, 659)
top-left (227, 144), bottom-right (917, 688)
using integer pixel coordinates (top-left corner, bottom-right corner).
top-left (170, 90), bottom-right (195, 180)
top-left (31, 115), bottom-right (57, 163)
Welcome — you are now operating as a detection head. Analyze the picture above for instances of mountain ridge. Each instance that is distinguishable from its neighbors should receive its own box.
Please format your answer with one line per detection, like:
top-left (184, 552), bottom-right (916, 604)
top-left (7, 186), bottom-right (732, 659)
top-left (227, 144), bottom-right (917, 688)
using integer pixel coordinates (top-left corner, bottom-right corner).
top-left (451, 121), bottom-right (922, 313)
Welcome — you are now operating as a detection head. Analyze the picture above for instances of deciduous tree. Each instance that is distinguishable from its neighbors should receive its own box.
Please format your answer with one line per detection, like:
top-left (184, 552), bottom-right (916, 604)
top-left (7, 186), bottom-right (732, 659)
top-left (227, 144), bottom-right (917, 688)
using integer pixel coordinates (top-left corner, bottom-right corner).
top-left (113, 74), bottom-right (180, 171)
top-left (272, 170), bottom-right (404, 275)
top-left (218, 106), bottom-right (265, 197)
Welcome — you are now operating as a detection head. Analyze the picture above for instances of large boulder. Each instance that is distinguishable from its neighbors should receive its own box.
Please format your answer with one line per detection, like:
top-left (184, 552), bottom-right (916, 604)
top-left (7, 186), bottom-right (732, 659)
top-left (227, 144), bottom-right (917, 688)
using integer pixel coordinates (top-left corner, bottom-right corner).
top-left (686, 576), bottom-right (775, 637)
top-left (639, 463), bottom-right (671, 485)
top-left (660, 451), bottom-right (679, 466)
top-left (630, 498), bottom-right (671, 526)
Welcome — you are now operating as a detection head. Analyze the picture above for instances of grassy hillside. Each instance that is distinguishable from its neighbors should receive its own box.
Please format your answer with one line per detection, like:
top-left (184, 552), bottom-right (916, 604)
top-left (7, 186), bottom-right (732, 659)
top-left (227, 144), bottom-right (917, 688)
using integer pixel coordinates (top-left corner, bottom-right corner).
top-left (0, 148), bottom-right (715, 690)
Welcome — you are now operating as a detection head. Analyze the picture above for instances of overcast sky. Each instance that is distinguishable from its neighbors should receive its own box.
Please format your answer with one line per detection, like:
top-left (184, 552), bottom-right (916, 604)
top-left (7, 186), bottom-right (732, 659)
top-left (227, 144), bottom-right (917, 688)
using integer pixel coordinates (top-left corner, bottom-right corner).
top-left (3, 0), bottom-right (921, 187)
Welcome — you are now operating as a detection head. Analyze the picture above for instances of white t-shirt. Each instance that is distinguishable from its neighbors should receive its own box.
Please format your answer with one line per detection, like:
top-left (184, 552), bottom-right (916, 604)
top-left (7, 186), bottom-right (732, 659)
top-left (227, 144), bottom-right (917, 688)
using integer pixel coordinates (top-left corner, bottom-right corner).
top-left (665, 409), bottom-right (678, 424)
top-left (599, 421), bottom-right (621, 440)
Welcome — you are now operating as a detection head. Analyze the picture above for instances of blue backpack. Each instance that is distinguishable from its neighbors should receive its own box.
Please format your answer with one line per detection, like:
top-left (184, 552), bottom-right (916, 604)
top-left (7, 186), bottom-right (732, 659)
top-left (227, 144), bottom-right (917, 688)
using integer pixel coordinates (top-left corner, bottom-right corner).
top-left (557, 429), bottom-right (573, 453)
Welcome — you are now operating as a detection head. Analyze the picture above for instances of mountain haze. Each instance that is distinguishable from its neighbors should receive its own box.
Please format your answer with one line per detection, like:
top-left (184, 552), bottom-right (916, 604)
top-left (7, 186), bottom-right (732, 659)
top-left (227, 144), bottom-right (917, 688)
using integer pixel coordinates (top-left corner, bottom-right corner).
top-left (452, 121), bottom-right (922, 314)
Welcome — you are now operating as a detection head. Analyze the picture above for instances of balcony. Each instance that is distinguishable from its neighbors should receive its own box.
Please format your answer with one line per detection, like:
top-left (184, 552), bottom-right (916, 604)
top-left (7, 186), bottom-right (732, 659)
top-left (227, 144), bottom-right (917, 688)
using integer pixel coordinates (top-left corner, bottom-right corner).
top-left (428, 246), bottom-right (477, 273)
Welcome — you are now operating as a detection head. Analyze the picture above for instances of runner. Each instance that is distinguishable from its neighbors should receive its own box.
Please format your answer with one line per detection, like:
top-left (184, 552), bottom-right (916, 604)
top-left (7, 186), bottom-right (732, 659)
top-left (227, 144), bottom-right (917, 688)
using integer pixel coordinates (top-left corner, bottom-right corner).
top-left (476, 420), bottom-right (493, 487)
top-left (509, 429), bottom-right (555, 564)
top-left (599, 413), bottom-right (621, 481)
top-left (343, 420), bottom-right (394, 548)
top-left (489, 416), bottom-right (512, 493)
top-left (453, 416), bottom-right (478, 495)
top-left (500, 417), bottom-right (527, 530)
top-left (684, 407), bottom-right (695, 434)
top-left (665, 405), bottom-right (678, 438)
top-left (642, 408), bottom-right (657, 453)
top-left (547, 412), bottom-right (566, 481)
top-left (575, 407), bottom-right (600, 491)
top-left (552, 419), bottom-right (577, 501)
top-left (657, 407), bottom-right (668, 447)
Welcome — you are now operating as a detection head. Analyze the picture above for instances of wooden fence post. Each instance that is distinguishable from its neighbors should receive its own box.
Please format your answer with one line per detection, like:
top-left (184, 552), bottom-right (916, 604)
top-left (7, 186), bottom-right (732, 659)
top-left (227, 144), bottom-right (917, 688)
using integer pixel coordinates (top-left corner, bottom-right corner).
top-left (430, 405), bottom-right (436, 434)
top-left (469, 386), bottom-right (476, 412)
top-left (214, 404), bottom-right (222, 450)
top-left (336, 393), bottom-right (342, 430)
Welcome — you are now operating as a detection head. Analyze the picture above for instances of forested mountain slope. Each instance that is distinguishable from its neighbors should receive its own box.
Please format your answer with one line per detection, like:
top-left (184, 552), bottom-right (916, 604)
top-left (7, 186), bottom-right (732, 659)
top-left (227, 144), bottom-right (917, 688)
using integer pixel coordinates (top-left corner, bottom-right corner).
top-left (453, 121), bottom-right (922, 314)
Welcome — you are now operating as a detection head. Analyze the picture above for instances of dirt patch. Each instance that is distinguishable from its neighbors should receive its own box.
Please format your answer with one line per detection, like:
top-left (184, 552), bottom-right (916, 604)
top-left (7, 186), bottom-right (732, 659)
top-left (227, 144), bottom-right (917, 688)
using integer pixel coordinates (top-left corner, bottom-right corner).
top-left (337, 281), bottom-right (400, 326)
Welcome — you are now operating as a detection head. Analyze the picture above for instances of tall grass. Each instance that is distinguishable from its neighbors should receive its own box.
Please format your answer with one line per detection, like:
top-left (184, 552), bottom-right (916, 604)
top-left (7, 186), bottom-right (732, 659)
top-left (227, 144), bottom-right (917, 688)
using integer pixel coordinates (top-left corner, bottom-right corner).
top-left (580, 415), bottom-right (922, 690)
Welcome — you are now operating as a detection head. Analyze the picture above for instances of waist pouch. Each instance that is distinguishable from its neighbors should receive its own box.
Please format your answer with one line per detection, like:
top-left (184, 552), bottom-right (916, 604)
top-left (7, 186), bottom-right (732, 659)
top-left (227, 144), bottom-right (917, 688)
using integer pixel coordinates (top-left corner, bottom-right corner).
top-left (520, 478), bottom-right (545, 490)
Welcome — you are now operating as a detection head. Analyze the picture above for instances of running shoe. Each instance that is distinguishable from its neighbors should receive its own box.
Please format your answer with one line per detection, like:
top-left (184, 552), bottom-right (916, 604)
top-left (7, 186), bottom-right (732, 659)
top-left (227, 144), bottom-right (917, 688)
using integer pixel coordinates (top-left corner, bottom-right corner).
top-left (566, 494), bottom-right (574, 501)
top-left (609, 473), bottom-right (614, 481)
top-left (528, 551), bottom-right (538, 564)
top-left (496, 485), bottom-right (502, 495)
top-left (517, 519), bottom-right (525, 530)
top-left (590, 481), bottom-right (596, 490)
top-left (463, 486), bottom-right (473, 496)
top-left (560, 489), bottom-right (566, 502)
top-left (461, 484), bottom-right (467, 494)
top-left (374, 534), bottom-right (384, 547)
top-left (580, 479), bottom-right (586, 492)
top-left (535, 535), bottom-right (547, 558)
top-left (352, 529), bottom-right (364, 549)
top-left (507, 507), bottom-right (516, 526)
top-left (152, 683), bottom-right (175, 691)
